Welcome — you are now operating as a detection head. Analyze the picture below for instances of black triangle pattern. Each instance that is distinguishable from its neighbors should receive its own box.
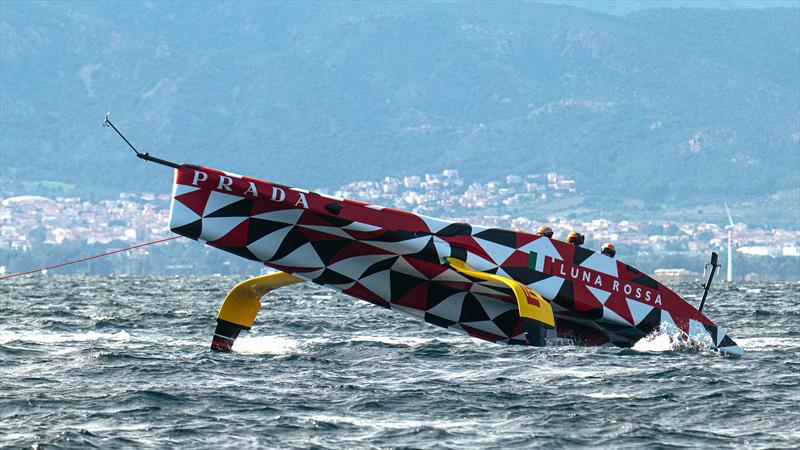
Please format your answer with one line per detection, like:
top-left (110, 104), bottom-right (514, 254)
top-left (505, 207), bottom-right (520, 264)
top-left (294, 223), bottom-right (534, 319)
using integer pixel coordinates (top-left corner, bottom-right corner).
top-left (204, 198), bottom-right (254, 218)
top-left (407, 237), bottom-right (440, 264)
top-left (491, 309), bottom-right (521, 337)
top-left (477, 283), bottom-right (513, 297)
top-left (718, 334), bottom-right (737, 348)
top-left (450, 246), bottom-right (467, 262)
top-left (474, 228), bottom-right (517, 248)
top-left (426, 282), bottom-right (467, 310)
top-left (269, 226), bottom-right (308, 262)
top-left (213, 245), bottom-right (260, 262)
top-left (704, 323), bottom-right (718, 343)
top-left (389, 270), bottom-right (426, 303)
top-left (360, 256), bottom-right (398, 279)
top-left (569, 307), bottom-right (605, 321)
top-left (573, 246), bottom-right (595, 266)
top-left (436, 222), bottom-right (472, 237)
top-left (600, 321), bottom-right (646, 336)
top-left (424, 312), bottom-right (457, 328)
top-left (172, 219), bottom-right (202, 240)
top-left (313, 269), bottom-right (355, 286)
top-left (459, 293), bottom-right (490, 323)
top-left (247, 218), bottom-right (291, 244)
top-left (609, 336), bottom-right (635, 348)
top-left (552, 279), bottom-right (575, 310)
top-left (635, 307), bottom-right (662, 334)
top-left (502, 267), bottom-right (551, 285)
top-left (365, 229), bottom-right (418, 243)
top-left (310, 239), bottom-right (353, 265)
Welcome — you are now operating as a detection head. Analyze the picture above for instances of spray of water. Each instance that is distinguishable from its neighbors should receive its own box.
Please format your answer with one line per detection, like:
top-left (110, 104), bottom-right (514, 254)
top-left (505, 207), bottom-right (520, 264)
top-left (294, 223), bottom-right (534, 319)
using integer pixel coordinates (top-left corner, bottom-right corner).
top-left (631, 323), bottom-right (716, 354)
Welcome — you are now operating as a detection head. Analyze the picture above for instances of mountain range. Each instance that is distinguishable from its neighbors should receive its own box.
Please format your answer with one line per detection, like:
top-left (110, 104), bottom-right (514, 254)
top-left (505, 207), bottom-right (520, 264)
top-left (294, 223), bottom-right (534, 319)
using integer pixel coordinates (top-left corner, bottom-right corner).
top-left (1, 1), bottom-right (798, 225)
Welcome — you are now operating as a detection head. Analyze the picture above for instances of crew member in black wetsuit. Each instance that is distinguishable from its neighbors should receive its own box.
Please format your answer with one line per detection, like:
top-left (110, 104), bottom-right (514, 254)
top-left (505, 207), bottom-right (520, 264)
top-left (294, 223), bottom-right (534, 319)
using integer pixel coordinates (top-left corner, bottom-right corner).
top-left (600, 242), bottom-right (616, 258)
top-left (566, 231), bottom-right (584, 247)
top-left (536, 226), bottom-right (554, 238)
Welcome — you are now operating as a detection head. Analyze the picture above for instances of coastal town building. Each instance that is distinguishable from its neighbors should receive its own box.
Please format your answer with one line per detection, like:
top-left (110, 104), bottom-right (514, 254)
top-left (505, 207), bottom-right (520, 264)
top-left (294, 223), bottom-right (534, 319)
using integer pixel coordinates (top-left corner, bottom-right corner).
top-left (2, 169), bottom-right (798, 279)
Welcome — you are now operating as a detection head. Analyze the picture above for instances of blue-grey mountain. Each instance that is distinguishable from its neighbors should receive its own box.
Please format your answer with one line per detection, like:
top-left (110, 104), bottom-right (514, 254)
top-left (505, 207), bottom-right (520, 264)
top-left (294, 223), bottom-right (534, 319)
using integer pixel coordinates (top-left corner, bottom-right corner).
top-left (1, 2), bottom-right (798, 212)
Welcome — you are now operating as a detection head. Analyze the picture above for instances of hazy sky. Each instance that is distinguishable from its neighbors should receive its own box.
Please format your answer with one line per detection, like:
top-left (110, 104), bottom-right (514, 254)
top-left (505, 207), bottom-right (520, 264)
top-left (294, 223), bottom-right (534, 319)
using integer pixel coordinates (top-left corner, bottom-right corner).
top-left (541, 0), bottom-right (800, 15)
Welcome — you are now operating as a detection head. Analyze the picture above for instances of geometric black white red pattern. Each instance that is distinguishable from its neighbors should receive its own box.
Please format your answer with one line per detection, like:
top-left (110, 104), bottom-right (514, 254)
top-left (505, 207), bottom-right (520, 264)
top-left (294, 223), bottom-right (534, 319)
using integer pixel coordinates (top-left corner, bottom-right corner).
top-left (169, 166), bottom-right (741, 354)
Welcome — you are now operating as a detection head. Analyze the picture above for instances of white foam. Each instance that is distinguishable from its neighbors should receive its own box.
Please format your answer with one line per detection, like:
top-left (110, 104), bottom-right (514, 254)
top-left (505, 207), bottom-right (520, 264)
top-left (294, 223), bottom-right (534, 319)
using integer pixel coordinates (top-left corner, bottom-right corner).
top-left (0, 330), bottom-right (131, 345)
top-left (232, 335), bottom-right (301, 355)
top-left (631, 323), bottom-right (715, 354)
top-left (298, 413), bottom-right (482, 432)
top-left (585, 392), bottom-right (632, 399)
top-left (350, 335), bottom-right (428, 346)
top-left (51, 347), bottom-right (80, 355)
top-left (737, 337), bottom-right (800, 352)
top-left (738, 287), bottom-right (763, 294)
top-left (304, 335), bottom-right (467, 348)
top-left (349, 335), bottom-right (465, 346)
top-left (546, 368), bottom-right (597, 378)
top-left (631, 331), bottom-right (675, 352)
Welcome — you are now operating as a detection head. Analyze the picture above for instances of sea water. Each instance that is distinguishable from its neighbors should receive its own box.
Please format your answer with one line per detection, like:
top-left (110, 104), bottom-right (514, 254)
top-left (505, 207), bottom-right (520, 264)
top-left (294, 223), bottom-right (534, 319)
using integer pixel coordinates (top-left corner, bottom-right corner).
top-left (1, 276), bottom-right (798, 449)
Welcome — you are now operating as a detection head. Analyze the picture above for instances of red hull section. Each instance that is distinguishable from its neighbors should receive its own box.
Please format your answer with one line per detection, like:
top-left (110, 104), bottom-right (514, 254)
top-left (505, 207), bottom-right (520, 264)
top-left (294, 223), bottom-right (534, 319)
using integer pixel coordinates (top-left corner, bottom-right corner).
top-left (169, 166), bottom-right (741, 353)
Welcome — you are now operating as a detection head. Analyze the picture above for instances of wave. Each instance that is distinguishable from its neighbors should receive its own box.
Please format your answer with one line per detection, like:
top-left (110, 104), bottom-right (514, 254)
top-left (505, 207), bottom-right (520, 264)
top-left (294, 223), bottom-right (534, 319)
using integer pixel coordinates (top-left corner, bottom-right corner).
top-left (736, 337), bottom-right (800, 352)
top-left (0, 330), bottom-right (132, 345)
top-left (230, 333), bottom-right (470, 355)
top-left (584, 392), bottom-right (633, 399)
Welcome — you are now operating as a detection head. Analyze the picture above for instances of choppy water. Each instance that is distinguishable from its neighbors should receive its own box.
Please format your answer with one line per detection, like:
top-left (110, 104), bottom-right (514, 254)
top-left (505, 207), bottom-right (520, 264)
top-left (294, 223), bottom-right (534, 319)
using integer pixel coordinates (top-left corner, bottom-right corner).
top-left (1, 276), bottom-right (798, 449)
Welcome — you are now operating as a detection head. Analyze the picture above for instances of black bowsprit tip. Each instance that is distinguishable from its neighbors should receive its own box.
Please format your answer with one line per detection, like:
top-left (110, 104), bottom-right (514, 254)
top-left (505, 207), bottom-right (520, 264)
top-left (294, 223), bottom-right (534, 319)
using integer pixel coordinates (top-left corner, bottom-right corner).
top-left (211, 337), bottom-right (234, 352)
top-left (211, 319), bottom-right (244, 352)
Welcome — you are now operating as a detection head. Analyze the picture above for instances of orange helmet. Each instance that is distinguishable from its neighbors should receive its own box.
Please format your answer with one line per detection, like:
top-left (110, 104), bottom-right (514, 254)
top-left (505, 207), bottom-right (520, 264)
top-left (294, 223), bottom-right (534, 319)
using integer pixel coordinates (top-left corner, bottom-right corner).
top-left (566, 231), bottom-right (580, 244)
top-left (536, 226), bottom-right (554, 238)
top-left (601, 242), bottom-right (616, 257)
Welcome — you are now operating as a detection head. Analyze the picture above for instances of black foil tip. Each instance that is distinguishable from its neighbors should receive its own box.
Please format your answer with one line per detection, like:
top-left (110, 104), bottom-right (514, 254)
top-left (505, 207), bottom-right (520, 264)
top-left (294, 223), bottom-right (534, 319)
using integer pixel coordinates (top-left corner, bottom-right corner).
top-left (210, 319), bottom-right (246, 352)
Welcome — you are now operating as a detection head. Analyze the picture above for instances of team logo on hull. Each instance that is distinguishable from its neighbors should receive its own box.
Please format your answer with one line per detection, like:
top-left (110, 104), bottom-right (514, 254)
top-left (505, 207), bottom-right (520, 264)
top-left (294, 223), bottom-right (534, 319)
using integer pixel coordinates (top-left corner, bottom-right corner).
top-left (537, 253), bottom-right (663, 305)
top-left (189, 169), bottom-right (309, 209)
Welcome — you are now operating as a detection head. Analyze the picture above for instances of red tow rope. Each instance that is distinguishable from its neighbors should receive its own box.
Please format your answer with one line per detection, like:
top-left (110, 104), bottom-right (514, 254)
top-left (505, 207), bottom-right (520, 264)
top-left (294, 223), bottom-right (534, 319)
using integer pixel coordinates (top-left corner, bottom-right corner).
top-left (0, 235), bottom-right (183, 280)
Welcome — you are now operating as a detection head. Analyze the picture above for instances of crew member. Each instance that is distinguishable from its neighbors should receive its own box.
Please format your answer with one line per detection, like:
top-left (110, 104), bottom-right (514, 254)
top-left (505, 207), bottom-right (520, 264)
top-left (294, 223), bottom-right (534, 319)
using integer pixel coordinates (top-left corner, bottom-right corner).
top-left (536, 226), bottom-right (554, 238)
top-left (600, 242), bottom-right (616, 258)
top-left (566, 231), bottom-right (584, 246)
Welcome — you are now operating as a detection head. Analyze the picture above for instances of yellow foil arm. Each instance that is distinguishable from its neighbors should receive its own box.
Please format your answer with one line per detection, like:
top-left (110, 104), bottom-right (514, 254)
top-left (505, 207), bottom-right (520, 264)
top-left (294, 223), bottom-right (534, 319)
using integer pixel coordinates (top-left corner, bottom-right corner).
top-left (212, 271), bottom-right (305, 351)
top-left (218, 271), bottom-right (305, 328)
top-left (446, 257), bottom-right (555, 329)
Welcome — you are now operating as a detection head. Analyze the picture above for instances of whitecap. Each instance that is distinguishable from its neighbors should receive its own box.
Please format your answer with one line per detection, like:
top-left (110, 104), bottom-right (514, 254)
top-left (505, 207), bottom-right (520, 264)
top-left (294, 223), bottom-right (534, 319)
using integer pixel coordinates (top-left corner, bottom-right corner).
top-left (298, 413), bottom-right (483, 432)
top-left (349, 335), bottom-right (464, 346)
top-left (232, 335), bottom-right (301, 355)
top-left (51, 347), bottom-right (80, 355)
top-left (0, 332), bottom-right (15, 345)
top-left (545, 368), bottom-right (597, 378)
top-left (585, 392), bottom-right (632, 399)
top-left (737, 337), bottom-right (800, 352)
top-left (0, 330), bottom-right (132, 345)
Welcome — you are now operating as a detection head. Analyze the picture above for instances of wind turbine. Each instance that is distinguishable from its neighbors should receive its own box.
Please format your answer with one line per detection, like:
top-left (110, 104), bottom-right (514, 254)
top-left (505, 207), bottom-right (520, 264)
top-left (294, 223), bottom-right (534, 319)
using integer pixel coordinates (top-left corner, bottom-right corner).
top-left (724, 203), bottom-right (735, 282)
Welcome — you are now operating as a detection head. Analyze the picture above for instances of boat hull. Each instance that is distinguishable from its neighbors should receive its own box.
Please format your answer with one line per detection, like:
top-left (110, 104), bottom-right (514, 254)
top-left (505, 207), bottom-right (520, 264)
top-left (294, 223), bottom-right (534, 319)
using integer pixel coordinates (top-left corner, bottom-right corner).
top-left (168, 166), bottom-right (742, 354)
